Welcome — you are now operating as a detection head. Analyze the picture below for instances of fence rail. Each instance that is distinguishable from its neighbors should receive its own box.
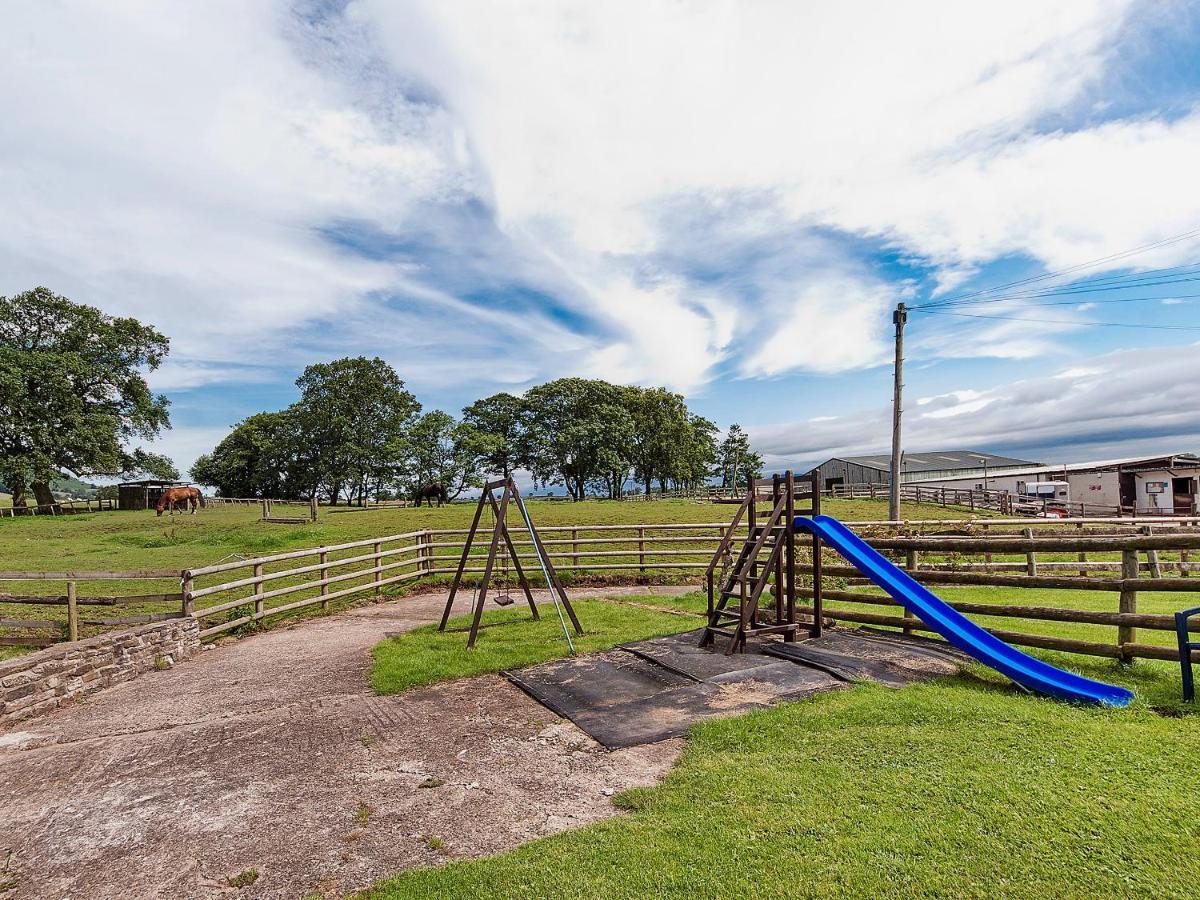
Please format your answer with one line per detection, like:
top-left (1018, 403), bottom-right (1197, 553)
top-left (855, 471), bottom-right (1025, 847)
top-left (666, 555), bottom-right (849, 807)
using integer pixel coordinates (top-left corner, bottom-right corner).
top-left (0, 570), bottom-right (185, 647)
top-left (8, 512), bottom-right (1200, 669)
top-left (0, 498), bottom-right (117, 518)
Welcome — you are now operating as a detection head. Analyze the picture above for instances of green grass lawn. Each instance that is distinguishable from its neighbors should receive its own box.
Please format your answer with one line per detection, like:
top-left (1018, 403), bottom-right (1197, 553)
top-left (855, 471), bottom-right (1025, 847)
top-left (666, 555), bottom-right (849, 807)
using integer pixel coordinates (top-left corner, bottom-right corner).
top-left (371, 598), bottom-right (697, 694)
top-left (364, 594), bottom-right (1200, 899)
top-left (826, 583), bottom-right (1194, 655)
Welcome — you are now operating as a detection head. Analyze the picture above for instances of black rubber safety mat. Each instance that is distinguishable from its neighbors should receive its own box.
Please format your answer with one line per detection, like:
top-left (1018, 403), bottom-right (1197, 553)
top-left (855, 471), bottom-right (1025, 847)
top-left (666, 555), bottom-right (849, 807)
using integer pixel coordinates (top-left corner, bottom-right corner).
top-left (762, 629), bottom-right (963, 688)
top-left (505, 632), bottom-right (844, 749)
top-left (620, 628), bottom-right (779, 681)
top-left (853, 626), bottom-right (972, 664)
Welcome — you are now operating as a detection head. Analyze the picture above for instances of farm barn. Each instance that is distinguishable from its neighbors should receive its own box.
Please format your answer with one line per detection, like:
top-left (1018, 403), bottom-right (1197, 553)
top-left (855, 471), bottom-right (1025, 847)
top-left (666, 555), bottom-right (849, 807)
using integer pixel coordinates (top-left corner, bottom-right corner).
top-left (899, 453), bottom-right (1200, 515)
top-left (805, 449), bottom-right (1039, 492)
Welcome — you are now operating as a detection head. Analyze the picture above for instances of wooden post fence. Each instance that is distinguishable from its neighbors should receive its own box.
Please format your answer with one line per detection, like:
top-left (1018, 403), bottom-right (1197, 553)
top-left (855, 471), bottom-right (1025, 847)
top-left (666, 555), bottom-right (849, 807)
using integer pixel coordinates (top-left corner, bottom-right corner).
top-left (66, 581), bottom-right (79, 642)
top-left (1119, 549), bottom-right (1139, 664)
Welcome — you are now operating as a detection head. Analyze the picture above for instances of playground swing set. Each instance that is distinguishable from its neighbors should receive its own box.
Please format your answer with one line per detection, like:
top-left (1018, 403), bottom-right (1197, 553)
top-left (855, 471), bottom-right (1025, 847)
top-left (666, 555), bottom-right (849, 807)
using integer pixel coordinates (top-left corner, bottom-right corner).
top-left (436, 468), bottom-right (1134, 708)
top-left (438, 476), bottom-right (582, 651)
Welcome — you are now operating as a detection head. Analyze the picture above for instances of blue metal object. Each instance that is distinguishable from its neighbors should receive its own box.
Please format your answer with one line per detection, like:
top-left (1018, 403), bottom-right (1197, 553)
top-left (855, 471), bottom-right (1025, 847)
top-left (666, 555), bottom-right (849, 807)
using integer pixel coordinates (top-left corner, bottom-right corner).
top-left (794, 514), bottom-right (1134, 707)
top-left (1174, 606), bottom-right (1200, 702)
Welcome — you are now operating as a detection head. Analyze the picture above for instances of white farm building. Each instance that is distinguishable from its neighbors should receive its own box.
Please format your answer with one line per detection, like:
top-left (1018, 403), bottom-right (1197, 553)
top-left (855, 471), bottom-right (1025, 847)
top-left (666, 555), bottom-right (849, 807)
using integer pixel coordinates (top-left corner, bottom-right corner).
top-left (900, 453), bottom-right (1200, 515)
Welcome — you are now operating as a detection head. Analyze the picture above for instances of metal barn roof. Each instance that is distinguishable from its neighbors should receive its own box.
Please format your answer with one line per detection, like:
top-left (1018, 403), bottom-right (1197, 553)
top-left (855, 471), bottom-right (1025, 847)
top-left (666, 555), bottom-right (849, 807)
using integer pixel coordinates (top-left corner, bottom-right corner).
top-left (903, 453), bottom-right (1200, 482)
top-left (832, 450), bottom-right (1039, 473)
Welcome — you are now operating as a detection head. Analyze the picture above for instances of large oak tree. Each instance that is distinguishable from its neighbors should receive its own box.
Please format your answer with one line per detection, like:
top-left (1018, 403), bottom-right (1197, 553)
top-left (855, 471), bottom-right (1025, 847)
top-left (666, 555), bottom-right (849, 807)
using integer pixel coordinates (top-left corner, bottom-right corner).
top-left (0, 287), bottom-right (172, 510)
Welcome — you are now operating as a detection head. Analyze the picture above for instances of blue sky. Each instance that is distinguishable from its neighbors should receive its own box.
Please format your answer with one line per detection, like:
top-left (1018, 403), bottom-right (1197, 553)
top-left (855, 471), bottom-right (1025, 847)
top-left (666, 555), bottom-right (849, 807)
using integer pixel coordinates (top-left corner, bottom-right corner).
top-left (4, 1), bottom-right (1200, 477)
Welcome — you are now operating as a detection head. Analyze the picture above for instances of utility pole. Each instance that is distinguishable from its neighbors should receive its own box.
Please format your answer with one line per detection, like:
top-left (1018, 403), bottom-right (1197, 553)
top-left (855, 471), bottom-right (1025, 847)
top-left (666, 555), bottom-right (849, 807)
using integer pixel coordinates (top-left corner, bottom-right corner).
top-left (889, 303), bottom-right (907, 521)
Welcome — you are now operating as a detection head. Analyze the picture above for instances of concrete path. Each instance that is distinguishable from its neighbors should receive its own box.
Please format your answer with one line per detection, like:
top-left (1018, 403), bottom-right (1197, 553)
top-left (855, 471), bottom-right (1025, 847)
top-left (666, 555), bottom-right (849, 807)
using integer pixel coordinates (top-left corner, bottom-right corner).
top-left (0, 587), bottom-right (694, 899)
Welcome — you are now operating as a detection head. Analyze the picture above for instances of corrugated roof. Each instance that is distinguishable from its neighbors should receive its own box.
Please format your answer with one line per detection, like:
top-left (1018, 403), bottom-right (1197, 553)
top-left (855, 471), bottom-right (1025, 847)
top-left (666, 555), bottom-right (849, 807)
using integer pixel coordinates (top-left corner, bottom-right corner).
top-left (832, 450), bottom-right (1039, 473)
top-left (904, 453), bottom-right (1200, 481)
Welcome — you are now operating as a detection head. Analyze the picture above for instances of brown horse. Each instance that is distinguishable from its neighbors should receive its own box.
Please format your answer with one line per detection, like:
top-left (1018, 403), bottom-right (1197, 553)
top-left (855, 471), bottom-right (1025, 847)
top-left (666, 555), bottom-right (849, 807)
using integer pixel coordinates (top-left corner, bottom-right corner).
top-left (156, 486), bottom-right (203, 516)
top-left (412, 483), bottom-right (449, 508)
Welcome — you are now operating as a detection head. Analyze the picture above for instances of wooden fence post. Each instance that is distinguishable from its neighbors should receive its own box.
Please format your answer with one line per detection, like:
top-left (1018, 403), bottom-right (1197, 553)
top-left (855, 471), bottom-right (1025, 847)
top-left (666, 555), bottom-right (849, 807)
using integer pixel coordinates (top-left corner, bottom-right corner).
top-left (1077, 521), bottom-right (1087, 577)
top-left (1023, 528), bottom-right (1037, 576)
top-left (901, 551), bottom-right (918, 635)
top-left (320, 550), bottom-right (330, 611)
top-left (637, 527), bottom-right (646, 578)
top-left (982, 522), bottom-right (993, 565)
top-left (183, 574), bottom-right (194, 617)
top-left (572, 528), bottom-right (579, 568)
top-left (373, 541), bottom-right (382, 588)
top-left (253, 563), bottom-right (264, 620)
top-left (1119, 549), bottom-right (1138, 663)
top-left (1144, 526), bottom-right (1162, 578)
top-left (67, 581), bottom-right (79, 642)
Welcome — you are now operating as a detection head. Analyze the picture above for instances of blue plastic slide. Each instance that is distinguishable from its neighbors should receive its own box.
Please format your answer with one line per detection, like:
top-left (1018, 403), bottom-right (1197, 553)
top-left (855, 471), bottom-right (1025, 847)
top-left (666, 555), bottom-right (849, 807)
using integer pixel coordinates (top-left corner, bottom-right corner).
top-left (794, 515), bottom-right (1134, 707)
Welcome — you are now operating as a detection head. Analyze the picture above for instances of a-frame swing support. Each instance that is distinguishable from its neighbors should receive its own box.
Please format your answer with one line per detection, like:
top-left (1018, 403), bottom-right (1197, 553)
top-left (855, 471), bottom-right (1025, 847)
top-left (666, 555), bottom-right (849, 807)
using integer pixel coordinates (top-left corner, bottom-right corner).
top-left (438, 476), bottom-right (582, 650)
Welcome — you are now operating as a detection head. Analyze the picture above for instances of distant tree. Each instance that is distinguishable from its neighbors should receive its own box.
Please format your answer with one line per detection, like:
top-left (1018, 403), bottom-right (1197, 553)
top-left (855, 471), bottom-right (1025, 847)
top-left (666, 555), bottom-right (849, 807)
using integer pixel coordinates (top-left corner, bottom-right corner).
top-left (715, 424), bottom-right (763, 492)
top-left (0, 287), bottom-right (171, 511)
top-left (461, 392), bottom-right (528, 479)
top-left (523, 378), bottom-right (634, 500)
top-left (402, 411), bottom-right (492, 499)
top-left (190, 412), bottom-right (300, 498)
top-left (291, 357), bottom-right (420, 504)
top-left (627, 387), bottom-right (694, 495)
top-left (675, 414), bottom-right (719, 491)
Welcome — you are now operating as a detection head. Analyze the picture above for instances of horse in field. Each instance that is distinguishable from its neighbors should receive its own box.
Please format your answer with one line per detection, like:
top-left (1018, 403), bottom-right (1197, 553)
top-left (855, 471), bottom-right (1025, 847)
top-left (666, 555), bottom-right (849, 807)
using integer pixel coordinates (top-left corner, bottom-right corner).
top-left (413, 483), bottom-right (449, 508)
top-left (156, 486), bottom-right (204, 516)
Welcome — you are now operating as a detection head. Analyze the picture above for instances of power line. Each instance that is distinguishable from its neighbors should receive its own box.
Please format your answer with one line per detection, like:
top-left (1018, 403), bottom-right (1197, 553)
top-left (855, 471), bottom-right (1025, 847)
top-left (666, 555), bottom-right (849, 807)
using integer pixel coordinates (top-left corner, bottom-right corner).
top-left (920, 270), bottom-right (1200, 309)
top-left (914, 225), bottom-right (1200, 310)
top-left (914, 309), bottom-right (1200, 331)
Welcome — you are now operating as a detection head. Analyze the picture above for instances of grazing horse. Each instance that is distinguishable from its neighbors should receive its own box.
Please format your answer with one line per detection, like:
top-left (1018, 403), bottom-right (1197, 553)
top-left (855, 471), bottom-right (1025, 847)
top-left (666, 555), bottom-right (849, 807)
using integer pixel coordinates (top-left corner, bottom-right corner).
top-left (156, 486), bottom-right (203, 516)
top-left (413, 483), bottom-right (449, 508)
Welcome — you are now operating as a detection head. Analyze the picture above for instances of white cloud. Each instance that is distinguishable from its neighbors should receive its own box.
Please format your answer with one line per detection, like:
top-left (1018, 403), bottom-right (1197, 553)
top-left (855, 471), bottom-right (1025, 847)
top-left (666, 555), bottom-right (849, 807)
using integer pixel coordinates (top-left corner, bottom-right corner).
top-left (358, 0), bottom-right (1181, 381)
top-left (749, 345), bottom-right (1200, 470)
top-left (3, 0), bottom-right (1197, 419)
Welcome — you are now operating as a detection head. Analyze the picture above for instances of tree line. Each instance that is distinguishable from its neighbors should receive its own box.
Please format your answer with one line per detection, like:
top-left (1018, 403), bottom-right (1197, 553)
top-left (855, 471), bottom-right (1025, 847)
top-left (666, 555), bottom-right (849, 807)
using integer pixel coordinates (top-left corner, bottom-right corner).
top-left (193, 364), bottom-right (764, 503)
top-left (1, 287), bottom-right (765, 508)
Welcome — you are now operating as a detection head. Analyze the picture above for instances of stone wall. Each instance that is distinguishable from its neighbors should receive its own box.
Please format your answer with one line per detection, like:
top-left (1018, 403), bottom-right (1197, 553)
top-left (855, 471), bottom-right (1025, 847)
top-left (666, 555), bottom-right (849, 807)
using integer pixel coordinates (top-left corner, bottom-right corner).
top-left (0, 617), bottom-right (199, 726)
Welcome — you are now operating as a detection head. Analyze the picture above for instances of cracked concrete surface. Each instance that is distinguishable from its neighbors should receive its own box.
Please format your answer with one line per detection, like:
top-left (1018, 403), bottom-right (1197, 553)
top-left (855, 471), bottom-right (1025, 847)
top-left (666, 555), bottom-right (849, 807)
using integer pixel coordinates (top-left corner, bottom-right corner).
top-left (0, 588), bottom-right (692, 899)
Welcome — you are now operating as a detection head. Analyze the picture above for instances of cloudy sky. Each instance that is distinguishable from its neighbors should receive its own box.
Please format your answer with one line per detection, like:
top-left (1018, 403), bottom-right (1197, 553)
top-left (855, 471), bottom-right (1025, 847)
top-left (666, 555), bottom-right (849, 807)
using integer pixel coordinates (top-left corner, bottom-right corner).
top-left (4, 0), bottom-right (1200, 475)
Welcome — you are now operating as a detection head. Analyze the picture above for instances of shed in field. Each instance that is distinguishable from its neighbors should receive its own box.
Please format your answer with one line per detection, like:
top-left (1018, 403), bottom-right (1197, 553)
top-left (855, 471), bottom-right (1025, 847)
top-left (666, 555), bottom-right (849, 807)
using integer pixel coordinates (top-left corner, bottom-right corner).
top-left (117, 479), bottom-right (189, 511)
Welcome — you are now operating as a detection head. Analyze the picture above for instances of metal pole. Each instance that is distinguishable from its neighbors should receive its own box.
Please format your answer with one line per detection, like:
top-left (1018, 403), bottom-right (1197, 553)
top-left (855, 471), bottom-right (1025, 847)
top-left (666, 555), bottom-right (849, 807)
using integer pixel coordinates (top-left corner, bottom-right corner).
top-left (514, 482), bottom-right (576, 654)
top-left (889, 303), bottom-right (907, 521)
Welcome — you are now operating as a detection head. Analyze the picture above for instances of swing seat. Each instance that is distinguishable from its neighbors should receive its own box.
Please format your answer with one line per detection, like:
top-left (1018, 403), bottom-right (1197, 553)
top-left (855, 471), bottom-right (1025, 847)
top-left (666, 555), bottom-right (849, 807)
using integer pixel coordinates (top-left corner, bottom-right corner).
top-left (494, 593), bottom-right (515, 607)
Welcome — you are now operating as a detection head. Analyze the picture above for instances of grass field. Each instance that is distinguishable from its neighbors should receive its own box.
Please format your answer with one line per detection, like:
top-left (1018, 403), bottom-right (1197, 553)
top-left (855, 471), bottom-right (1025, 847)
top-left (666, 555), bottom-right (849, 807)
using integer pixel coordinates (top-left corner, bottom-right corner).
top-left (365, 595), bottom-right (1200, 899)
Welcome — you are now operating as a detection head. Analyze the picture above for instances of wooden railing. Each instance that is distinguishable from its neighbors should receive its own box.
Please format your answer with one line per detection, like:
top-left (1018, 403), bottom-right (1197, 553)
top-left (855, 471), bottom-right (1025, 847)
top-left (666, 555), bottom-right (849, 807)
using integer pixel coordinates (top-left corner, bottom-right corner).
top-left (0, 571), bottom-right (184, 647)
top-left (0, 498), bottom-right (117, 518)
top-left (7, 514), bottom-right (1199, 671)
top-left (792, 529), bottom-right (1200, 663)
top-left (183, 531), bottom-right (433, 638)
top-left (824, 481), bottom-right (1141, 517)
top-left (424, 522), bottom-right (734, 575)
top-left (825, 482), bottom-right (1017, 513)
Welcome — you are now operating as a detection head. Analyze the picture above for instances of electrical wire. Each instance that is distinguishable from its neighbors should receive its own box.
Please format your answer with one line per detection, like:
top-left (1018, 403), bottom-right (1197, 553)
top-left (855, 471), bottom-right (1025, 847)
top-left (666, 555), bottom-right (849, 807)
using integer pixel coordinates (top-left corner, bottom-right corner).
top-left (914, 225), bottom-right (1200, 310)
top-left (915, 309), bottom-right (1200, 331)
